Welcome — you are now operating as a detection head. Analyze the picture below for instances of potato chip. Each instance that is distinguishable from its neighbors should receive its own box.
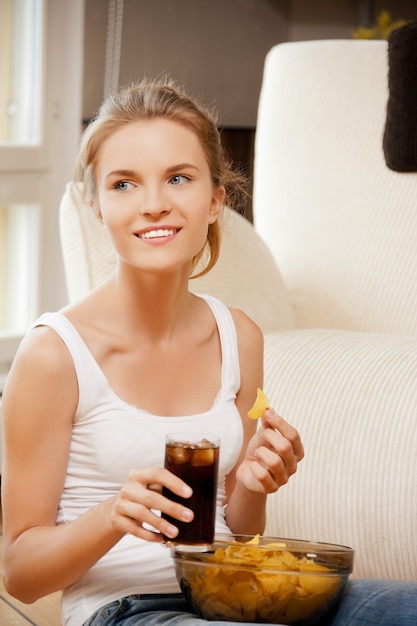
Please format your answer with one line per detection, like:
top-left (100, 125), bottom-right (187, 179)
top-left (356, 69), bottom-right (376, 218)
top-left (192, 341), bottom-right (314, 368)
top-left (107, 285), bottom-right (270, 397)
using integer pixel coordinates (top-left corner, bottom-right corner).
top-left (284, 588), bottom-right (335, 623)
top-left (298, 561), bottom-right (340, 596)
top-left (247, 388), bottom-right (270, 419)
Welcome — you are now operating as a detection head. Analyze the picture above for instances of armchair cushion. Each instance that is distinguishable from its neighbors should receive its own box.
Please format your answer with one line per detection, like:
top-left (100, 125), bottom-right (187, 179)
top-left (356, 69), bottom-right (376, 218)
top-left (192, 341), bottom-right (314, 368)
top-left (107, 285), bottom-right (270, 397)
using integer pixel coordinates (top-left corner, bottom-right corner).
top-left (263, 328), bottom-right (417, 581)
top-left (191, 209), bottom-right (296, 333)
top-left (59, 182), bottom-right (115, 302)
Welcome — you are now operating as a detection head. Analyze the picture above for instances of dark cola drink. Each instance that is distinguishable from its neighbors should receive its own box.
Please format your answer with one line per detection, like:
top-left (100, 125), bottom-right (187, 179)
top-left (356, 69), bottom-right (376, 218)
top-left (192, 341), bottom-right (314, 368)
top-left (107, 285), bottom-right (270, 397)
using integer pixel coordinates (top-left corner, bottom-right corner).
top-left (162, 433), bottom-right (220, 547)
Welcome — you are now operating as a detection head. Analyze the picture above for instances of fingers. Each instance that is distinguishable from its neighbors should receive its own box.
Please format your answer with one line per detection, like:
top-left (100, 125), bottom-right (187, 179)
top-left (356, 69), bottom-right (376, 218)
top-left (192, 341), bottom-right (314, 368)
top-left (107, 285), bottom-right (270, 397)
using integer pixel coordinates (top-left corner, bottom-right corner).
top-left (239, 408), bottom-right (304, 494)
top-left (258, 427), bottom-right (300, 479)
top-left (111, 467), bottom-right (193, 541)
top-left (262, 408), bottom-right (305, 462)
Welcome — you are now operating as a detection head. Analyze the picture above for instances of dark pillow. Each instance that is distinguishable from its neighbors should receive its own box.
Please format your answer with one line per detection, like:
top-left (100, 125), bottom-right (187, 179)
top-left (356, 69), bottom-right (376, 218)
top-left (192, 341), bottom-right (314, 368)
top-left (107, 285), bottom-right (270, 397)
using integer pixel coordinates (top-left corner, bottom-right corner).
top-left (383, 22), bottom-right (417, 172)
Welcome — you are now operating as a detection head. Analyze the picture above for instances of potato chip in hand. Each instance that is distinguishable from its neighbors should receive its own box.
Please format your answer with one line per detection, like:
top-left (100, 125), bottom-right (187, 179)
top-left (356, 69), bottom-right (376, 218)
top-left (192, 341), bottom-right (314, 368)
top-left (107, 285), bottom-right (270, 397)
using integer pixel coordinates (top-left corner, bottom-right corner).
top-left (247, 388), bottom-right (270, 419)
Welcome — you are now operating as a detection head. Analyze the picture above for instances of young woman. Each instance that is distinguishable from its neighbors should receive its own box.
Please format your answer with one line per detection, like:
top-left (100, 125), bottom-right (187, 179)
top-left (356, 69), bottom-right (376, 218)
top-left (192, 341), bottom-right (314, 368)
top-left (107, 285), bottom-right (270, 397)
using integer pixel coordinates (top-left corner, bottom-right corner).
top-left (2, 78), bottom-right (416, 626)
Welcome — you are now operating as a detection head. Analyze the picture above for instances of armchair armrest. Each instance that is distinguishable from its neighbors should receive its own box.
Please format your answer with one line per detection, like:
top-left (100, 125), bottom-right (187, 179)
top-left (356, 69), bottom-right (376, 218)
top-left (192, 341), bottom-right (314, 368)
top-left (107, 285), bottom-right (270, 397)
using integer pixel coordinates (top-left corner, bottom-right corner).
top-left (264, 328), bottom-right (417, 581)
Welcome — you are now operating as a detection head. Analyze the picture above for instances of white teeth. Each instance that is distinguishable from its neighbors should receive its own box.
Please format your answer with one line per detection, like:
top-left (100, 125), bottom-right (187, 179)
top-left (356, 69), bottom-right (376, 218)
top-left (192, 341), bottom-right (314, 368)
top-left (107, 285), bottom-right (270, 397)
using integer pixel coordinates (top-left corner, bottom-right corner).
top-left (139, 229), bottom-right (176, 239)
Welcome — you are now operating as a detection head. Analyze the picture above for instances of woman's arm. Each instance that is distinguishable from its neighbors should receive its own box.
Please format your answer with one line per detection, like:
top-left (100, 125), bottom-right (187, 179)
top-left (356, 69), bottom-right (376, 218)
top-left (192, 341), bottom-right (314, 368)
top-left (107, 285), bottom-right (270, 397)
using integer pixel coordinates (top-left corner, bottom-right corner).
top-left (1, 326), bottom-right (191, 603)
top-left (1, 326), bottom-right (122, 602)
top-left (224, 309), bottom-right (304, 535)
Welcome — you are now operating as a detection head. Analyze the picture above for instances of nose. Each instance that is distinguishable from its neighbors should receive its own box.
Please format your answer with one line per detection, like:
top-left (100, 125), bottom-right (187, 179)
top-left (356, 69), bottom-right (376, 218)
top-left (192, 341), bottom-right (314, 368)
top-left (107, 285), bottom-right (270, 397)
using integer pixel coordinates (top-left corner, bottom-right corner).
top-left (139, 184), bottom-right (172, 218)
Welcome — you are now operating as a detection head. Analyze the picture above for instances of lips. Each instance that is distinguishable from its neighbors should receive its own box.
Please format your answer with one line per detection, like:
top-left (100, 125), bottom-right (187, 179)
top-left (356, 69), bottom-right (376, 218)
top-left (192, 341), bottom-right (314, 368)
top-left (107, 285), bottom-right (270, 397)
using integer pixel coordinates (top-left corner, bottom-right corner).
top-left (135, 228), bottom-right (180, 239)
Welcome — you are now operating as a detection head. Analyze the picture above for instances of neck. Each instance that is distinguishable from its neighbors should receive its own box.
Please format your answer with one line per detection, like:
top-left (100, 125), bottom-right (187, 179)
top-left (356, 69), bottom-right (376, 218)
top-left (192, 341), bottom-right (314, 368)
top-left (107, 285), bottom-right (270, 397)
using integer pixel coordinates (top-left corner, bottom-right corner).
top-left (107, 262), bottom-right (195, 341)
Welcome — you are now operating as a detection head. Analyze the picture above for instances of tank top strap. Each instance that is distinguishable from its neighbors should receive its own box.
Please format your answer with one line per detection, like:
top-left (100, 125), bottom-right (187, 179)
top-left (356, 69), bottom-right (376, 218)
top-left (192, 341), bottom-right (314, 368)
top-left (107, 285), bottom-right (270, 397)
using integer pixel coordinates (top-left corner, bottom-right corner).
top-left (29, 312), bottom-right (109, 416)
top-left (197, 294), bottom-right (241, 400)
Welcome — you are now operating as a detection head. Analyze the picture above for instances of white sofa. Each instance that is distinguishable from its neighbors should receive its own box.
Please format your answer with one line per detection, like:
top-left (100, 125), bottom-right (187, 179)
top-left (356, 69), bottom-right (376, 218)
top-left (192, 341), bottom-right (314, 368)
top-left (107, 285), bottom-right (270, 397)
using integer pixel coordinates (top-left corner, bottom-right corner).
top-left (60, 40), bottom-right (417, 582)
top-left (251, 40), bottom-right (417, 583)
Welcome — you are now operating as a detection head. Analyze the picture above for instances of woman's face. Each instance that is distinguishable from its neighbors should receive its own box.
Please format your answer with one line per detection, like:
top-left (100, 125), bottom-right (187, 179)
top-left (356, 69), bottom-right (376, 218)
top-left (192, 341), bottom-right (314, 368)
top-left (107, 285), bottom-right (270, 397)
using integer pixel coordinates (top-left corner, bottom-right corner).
top-left (94, 118), bottom-right (224, 275)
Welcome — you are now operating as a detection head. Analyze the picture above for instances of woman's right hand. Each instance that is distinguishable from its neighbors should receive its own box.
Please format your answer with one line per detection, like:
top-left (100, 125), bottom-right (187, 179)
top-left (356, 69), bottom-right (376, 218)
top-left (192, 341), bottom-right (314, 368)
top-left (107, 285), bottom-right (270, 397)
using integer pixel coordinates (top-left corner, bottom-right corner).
top-left (110, 467), bottom-right (194, 541)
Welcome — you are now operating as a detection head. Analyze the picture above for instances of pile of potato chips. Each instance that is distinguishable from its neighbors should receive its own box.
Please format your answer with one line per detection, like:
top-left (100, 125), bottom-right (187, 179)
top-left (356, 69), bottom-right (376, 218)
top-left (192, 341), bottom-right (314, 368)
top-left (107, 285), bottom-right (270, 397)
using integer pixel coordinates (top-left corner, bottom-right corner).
top-left (179, 535), bottom-right (344, 624)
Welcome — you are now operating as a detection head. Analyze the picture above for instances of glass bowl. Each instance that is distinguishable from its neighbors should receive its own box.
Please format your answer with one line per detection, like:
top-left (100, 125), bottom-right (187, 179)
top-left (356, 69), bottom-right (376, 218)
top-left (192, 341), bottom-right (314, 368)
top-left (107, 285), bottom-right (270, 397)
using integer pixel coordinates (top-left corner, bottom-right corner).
top-left (171, 534), bottom-right (354, 624)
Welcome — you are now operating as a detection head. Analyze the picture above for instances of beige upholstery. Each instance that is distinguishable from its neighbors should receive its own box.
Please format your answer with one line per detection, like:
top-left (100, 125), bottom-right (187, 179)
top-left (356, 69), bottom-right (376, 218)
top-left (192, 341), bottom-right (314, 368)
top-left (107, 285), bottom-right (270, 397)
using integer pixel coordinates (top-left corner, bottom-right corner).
top-left (252, 40), bottom-right (417, 581)
top-left (254, 40), bottom-right (417, 335)
top-left (59, 40), bottom-right (417, 582)
top-left (59, 182), bottom-right (115, 302)
top-left (264, 329), bottom-right (417, 581)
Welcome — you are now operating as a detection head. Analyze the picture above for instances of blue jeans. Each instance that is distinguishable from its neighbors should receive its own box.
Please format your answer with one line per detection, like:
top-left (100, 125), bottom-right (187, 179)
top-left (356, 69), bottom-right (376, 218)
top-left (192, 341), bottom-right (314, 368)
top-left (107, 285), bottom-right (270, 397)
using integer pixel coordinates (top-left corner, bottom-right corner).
top-left (83, 579), bottom-right (417, 625)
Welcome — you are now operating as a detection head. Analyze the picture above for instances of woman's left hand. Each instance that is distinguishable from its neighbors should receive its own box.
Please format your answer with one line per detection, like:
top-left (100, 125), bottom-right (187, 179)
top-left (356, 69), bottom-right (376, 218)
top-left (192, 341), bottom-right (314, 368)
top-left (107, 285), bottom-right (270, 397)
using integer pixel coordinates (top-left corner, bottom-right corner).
top-left (236, 408), bottom-right (304, 494)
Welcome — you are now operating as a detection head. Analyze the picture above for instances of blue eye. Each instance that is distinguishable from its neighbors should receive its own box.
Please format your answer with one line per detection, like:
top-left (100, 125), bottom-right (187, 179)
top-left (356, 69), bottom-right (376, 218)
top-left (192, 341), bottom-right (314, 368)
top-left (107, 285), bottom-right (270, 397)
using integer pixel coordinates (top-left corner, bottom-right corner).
top-left (114, 181), bottom-right (131, 191)
top-left (169, 175), bottom-right (189, 185)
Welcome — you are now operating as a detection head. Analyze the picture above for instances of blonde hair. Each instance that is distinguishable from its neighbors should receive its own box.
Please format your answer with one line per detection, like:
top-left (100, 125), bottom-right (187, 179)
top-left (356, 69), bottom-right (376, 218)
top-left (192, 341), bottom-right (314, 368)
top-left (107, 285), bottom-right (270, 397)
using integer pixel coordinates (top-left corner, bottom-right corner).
top-left (74, 76), bottom-right (247, 277)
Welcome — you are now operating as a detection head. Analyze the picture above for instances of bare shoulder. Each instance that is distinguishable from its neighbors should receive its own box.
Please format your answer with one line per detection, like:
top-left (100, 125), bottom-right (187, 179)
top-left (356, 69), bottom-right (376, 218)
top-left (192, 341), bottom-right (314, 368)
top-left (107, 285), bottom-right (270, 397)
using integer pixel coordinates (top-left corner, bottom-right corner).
top-left (4, 322), bottom-right (77, 414)
top-left (229, 307), bottom-right (264, 356)
top-left (11, 323), bottom-right (72, 374)
top-left (228, 308), bottom-right (264, 433)
top-left (228, 307), bottom-right (264, 392)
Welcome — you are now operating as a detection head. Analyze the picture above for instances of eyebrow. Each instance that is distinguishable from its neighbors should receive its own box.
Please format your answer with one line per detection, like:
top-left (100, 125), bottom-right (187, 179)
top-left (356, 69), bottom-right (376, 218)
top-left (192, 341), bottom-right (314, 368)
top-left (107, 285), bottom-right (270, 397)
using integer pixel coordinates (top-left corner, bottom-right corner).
top-left (104, 169), bottom-right (136, 180)
top-left (104, 163), bottom-right (200, 180)
top-left (166, 163), bottom-right (200, 173)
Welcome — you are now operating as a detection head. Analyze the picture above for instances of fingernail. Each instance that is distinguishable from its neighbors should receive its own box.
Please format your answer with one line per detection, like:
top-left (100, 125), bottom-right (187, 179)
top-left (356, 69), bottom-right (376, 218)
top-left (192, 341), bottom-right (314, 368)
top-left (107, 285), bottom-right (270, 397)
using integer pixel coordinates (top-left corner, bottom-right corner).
top-left (181, 509), bottom-right (194, 522)
top-left (166, 524), bottom-right (178, 538)
top-left (181, 486), bottom-right (192, 497)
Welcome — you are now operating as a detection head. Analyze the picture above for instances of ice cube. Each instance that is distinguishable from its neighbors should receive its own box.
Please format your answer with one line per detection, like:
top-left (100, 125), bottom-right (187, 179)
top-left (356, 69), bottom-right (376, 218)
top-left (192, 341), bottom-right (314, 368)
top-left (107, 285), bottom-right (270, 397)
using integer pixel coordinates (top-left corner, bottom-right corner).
top-left (191, 447), bottom-right (215, 466)
top-left (167, 444), bottom-right (191, 465)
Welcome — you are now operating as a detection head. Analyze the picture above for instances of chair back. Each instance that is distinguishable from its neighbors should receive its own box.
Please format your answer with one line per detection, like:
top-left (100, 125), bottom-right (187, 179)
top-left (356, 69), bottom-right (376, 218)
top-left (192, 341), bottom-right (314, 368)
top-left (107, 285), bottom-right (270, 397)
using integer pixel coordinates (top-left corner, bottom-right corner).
top-left (253, 40), bottom-right (417, 335)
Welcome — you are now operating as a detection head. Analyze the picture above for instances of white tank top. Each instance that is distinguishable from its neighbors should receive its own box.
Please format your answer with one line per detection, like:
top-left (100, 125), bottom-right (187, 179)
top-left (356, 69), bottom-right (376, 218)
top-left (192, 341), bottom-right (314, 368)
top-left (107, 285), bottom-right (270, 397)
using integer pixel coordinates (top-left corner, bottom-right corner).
top-left (32, 294), bottom-right (243, 626)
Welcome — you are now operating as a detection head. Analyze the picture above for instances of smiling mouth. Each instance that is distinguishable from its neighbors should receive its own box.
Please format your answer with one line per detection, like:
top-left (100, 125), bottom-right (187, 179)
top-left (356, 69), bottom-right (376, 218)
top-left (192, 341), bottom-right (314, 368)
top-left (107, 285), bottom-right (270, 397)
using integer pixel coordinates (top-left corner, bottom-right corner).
top-left (136, 228), bottom-right (180, 239)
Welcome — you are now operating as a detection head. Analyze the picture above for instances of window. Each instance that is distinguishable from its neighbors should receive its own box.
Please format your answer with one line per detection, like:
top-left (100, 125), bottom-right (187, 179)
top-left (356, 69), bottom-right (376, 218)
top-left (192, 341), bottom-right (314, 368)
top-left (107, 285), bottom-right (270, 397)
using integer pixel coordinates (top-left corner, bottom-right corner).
top-left (0, 202), bottom-right (39, 332)
top-left (0, 0), bottom-right (43, 344)
top-left (0, 0), bottom-right (84, 390)
top-left (0, 0), bottom-right (43, 146)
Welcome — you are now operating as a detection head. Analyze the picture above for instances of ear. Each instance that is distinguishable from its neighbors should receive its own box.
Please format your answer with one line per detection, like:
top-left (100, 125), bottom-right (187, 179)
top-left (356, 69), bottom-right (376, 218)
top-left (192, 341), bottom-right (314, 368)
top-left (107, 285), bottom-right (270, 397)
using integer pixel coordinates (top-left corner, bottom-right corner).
top-left (208, 185), bottom-right (226, 223)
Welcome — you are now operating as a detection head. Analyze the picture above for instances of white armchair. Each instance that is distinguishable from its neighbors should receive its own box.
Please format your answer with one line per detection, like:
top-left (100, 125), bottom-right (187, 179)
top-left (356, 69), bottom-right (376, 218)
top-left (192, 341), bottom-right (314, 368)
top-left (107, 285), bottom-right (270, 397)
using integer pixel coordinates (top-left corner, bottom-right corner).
top-left (60, 39), bottom-right (417, 582)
